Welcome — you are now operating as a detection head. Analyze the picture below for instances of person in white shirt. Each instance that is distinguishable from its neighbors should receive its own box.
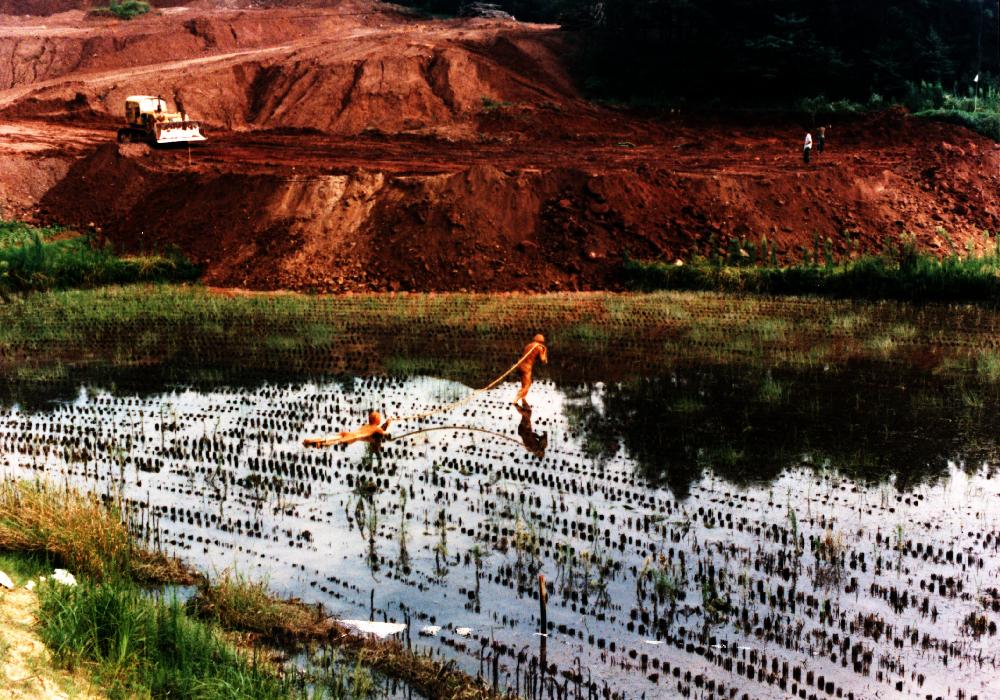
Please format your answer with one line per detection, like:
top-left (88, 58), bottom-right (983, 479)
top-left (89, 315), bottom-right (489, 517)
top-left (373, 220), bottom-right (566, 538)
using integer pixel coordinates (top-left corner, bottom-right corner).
top-left (803, 132), bottom-right (813, 164)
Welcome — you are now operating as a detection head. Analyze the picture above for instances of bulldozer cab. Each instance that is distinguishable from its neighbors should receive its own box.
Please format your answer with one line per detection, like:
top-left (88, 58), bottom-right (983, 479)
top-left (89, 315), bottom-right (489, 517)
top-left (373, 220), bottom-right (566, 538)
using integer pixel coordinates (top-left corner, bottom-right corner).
top-left (124, 96), bottom-right (167, 127)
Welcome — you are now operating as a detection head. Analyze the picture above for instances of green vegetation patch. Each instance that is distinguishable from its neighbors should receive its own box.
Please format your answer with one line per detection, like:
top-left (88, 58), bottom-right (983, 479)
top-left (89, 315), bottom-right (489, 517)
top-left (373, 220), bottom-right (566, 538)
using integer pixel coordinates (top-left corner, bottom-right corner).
top-left (92, 0), bottom-right (151, 20)
top-left (37, 580), bottom-right (290, 699)
top-left (623, 243), bottom-right (1000, 305)
top-left (915, 109), bottom-right (1000, 141)
top-left (0, 221), bottom-right (198, 299)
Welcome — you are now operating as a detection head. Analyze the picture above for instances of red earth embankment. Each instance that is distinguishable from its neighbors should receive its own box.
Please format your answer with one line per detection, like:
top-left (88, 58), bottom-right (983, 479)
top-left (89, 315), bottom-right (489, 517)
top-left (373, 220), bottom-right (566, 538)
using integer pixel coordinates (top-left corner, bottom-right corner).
top-left (1, 0), bottom-right (998, 291)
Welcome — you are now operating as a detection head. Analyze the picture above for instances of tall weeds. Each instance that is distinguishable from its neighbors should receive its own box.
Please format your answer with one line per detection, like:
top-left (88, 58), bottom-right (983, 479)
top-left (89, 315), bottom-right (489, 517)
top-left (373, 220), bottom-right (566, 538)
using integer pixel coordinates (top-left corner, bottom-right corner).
top-left (0, 480), bottom-right (192, 584)
top-left (37, 580), bottom-right (290, 699)
top-left (0, 224), bottom-right (198, 297)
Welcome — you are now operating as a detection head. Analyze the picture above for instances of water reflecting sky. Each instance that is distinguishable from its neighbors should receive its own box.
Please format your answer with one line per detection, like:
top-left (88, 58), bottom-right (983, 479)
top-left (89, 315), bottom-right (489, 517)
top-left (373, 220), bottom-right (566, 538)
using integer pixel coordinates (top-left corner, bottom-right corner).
top-left (2, 370), bottom-right (999, 700)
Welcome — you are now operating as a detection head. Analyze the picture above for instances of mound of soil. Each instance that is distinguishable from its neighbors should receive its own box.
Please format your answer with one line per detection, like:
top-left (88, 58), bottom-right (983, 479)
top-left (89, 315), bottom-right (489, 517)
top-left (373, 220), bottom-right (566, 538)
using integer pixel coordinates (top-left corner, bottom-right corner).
top-left (37, 113), bottom-right (1000, 293)
top-left (0, 2), bottom-right (577, 138)
top-left (3, 1), bottom-right (999, 292)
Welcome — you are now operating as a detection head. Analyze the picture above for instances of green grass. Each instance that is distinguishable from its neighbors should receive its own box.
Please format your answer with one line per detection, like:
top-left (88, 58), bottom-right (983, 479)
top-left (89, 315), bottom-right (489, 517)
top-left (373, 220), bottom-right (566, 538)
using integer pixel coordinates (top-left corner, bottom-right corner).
top-left (92, 0), bottom-right (151, 20)
top-left (0, 222), bottom-right (198, 298)
top-left (37, 579), bottom-right (291, 700)
top-left (0, 551), bottom-right (52, 585)
top-left (623, 245), bottom-right (1000, 304)
top-left (914, 108), bottom-right (1000, 141)
top-left (0, 220), bottom-right (62, 247)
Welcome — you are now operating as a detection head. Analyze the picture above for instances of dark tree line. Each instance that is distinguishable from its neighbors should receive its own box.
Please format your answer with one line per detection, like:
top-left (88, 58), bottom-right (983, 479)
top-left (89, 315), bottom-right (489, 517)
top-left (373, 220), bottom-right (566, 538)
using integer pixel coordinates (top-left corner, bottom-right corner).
top-left (401, 0), bottom-right (999, 103)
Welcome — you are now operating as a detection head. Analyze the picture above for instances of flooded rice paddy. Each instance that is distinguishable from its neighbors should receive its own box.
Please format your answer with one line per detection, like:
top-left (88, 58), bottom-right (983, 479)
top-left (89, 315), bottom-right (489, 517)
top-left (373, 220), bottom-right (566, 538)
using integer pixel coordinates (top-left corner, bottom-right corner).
top-left (2, 358), bottom-right (1000, 700)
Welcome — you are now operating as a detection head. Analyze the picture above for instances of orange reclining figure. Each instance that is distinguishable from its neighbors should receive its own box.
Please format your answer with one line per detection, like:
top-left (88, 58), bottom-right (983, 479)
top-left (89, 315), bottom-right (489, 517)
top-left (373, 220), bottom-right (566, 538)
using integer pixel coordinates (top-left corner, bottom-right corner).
top-left (304, 411), bottom-right (392, 448)
top-left (512, 334), bottom-right (548, 408)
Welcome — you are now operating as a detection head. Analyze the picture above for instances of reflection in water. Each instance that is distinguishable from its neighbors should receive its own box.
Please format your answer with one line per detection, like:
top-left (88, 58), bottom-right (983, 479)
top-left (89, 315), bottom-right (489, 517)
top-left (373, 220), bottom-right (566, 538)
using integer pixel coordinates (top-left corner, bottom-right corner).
top-left (514, 404), bottom-right (548, 459)
top-left (566, 365), bottom-right (1000, 496)
top-left (1, 367), bottom-right (999, 700)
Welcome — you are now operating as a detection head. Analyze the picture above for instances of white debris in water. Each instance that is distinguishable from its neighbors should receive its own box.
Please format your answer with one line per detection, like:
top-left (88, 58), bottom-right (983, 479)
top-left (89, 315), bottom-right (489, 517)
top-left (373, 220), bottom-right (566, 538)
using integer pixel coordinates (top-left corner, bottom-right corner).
top-left (0, 571), bottom-right (13, 590)
top-left (420, 625), bottom-right (441, 636)
top-left (338, 619), bottom-right (407, 639)
top-left (643, 640), bottom-right (664, 645)
top-left (455, 627), bottom-right (473, 636)
top-left (51, 569), bottom-right (77, 587)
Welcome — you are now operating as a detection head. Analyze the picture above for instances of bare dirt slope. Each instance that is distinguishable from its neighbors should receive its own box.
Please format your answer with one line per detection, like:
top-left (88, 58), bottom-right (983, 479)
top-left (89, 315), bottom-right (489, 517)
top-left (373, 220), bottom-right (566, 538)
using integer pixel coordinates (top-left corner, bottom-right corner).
top-left (1, 0), bottom-right (998, 291)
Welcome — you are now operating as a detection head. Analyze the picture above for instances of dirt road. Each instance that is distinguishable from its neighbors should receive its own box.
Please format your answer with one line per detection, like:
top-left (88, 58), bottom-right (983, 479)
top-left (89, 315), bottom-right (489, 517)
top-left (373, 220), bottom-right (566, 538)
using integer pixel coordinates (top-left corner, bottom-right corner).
top-left (1, 0), bottom-right (998, 291)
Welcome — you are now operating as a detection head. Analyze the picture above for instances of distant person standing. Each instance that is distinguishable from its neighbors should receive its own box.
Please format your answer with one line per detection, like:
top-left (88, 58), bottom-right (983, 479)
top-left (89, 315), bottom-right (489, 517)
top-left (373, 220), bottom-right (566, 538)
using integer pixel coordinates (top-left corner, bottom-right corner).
top-left (817, 125), bottom-right (827, 153)
top-left (803, 131), bottom-right (813, 164)
top-left (511, 334), bottom-right (548, 409)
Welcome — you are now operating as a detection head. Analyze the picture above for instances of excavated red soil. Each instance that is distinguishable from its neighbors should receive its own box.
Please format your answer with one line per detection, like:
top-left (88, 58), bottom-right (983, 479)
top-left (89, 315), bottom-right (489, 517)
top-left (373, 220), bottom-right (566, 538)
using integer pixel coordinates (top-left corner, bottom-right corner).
top-left (2, 0), bottom-right (999, 291)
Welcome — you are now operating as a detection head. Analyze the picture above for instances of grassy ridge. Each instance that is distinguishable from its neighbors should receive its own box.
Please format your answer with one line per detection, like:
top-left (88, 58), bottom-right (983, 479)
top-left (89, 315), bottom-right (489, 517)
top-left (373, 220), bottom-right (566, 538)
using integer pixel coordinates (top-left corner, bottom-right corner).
top-left (0, 481), bottom-right (192, 584)
top-left (0, 221), bottom-right (198, 298)
top-left (623, 245), bottom-right (1000, 304)
top-left (915, 108), bottom-right (1000, 141)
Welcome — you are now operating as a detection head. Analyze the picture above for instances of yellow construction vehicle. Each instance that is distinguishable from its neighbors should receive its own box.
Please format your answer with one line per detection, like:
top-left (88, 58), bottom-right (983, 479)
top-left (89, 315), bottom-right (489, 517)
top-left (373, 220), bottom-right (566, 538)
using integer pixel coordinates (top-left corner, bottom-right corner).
top-left (117, 95), bottom-right (206, 145)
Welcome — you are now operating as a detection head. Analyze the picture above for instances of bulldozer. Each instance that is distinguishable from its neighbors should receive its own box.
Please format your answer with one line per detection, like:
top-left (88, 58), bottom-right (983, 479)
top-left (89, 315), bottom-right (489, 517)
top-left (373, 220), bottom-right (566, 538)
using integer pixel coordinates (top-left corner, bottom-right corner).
top-left (117, 95), bottom-right (206, 145)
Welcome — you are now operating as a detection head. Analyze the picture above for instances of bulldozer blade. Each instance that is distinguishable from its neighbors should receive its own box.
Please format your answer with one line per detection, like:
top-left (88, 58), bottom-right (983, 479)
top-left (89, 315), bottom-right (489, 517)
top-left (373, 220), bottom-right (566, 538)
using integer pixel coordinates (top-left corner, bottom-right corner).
top-left (153, 121), bottom-right (207, 145)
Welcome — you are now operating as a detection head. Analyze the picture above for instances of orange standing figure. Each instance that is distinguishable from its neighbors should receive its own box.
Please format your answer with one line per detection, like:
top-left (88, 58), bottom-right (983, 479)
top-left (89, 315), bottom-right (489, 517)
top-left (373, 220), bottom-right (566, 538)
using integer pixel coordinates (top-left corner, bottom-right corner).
top-left (512, 334), bottom-right (548, 409)
top-left (303, 411), bottom-right (392, 448)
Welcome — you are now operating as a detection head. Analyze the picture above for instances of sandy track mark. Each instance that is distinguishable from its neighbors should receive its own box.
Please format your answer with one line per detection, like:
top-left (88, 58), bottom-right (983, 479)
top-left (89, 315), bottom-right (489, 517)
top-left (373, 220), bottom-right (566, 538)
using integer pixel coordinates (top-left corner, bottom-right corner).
top-left (0, 586), bottom-right (105, 699)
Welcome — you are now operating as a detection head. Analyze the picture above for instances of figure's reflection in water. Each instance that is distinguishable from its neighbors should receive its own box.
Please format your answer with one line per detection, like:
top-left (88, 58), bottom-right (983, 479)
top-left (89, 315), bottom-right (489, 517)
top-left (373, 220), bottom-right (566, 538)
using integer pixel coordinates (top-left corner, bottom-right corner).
top-left (515, 403), bottom-right (548, 458)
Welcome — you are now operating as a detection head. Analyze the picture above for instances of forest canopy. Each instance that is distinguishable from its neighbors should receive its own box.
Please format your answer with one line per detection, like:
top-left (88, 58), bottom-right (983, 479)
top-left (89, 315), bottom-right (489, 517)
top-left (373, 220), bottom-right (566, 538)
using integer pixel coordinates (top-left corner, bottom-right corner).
top-left (404, 0), bottom-right (999, 104)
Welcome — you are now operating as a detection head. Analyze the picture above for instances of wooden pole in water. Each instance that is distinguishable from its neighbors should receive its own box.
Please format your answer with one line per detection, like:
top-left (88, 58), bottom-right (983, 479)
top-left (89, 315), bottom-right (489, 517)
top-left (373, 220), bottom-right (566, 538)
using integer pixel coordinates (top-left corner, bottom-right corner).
top-left (538, 574), bottom-right (547, 635)
top-left (538, 573), bottom-right (548, 693)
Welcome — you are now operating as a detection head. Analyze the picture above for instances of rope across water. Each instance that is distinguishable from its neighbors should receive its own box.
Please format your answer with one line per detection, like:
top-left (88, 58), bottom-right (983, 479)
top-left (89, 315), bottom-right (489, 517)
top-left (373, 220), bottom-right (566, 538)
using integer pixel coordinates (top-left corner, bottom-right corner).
top-left (386, 342), bottom-right (542, 423)
top-left (303, 343), bottom-right (543, 446)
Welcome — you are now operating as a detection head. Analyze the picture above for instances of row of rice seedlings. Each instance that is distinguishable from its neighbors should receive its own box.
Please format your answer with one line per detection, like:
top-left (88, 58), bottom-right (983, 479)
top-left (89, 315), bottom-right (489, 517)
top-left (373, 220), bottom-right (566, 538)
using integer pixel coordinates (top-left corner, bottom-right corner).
top-left (5, 288), bottom-right (1000, 391)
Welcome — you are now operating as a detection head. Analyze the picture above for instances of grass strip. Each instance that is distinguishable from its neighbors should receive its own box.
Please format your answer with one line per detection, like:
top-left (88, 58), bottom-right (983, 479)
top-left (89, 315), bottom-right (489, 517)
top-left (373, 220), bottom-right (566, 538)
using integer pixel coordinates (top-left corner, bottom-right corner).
top-left (622, 245), bottom-right (1000, 304)
top-left (0, 480), bottom-right (194, 584)
top-left (192, 572), bottom-right (510, 700)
